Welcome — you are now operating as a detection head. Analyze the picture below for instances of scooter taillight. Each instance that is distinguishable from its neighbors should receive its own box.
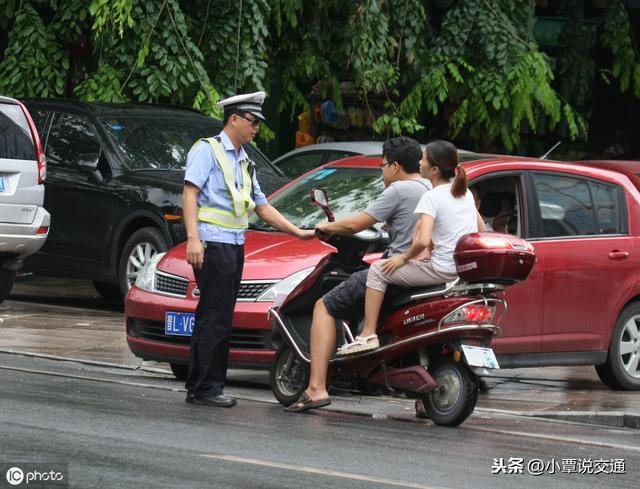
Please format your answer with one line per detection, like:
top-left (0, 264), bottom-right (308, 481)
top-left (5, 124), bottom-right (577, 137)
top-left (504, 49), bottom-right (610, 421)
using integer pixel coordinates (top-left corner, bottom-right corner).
top-left (464, 304), bottom-right (492, 322)
top-left (442, 302), bottom-right (496, 326)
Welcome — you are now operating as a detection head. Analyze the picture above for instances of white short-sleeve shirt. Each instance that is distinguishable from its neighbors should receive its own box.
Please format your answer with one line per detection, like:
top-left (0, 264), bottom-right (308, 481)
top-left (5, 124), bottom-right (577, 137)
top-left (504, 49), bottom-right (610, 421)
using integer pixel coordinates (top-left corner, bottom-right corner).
top-left (414, 183), bottom-right (477, 274)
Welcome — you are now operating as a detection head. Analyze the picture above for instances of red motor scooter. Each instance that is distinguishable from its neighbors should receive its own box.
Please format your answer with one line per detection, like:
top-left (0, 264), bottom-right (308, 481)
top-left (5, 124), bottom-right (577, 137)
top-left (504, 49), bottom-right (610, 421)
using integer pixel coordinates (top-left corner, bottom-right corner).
top-left (268, 188), bottom-right (535, 426)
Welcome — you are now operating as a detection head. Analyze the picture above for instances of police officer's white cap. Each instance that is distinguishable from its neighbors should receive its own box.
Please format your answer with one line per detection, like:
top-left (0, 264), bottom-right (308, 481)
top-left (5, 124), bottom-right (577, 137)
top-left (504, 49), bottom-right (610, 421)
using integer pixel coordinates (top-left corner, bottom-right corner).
top-left (218, 91), bottom-right (267, 121)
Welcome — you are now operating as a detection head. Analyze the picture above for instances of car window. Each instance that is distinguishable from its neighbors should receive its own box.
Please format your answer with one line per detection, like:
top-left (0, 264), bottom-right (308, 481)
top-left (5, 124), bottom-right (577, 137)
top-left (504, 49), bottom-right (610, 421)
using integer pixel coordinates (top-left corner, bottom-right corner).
top-left (470, 175), bottom-right (522, 236)
top-left (29, 109), bottom-right (49, 140)
top-left (250, 167), bottom-right (383, 229)
top-left (327, 151), bottom-right (358, 161)
top-left (592, 180), bottom-right (625, 234)
top-left (244, 144), bottom-right (280, 177)
top-left (101, 115), bottom-right (222, 170)
top-left (46, 113), bottom-right (101, 169)
top-left (532, 173), bottom-right (625, 237)
top-left (100, 115), bottom-right (279, 177)
top-left (277, 152), bottom-right (327, 179)
top-left (0, 103), bottom-right (35, 160)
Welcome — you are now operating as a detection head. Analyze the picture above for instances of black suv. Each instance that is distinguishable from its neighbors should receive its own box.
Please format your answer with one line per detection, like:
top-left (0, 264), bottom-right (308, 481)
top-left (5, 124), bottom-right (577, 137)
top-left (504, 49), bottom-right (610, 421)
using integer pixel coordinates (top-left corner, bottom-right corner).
top-left (21, 98), bottom-right (289, 299)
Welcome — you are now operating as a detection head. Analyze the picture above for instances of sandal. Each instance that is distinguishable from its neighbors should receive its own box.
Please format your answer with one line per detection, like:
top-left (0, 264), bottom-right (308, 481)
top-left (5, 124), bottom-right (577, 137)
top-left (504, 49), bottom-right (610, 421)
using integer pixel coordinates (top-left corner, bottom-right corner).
top-left (284, 392), bottom-right (331, 413)
top-left (336, 334), bottom-right (380, 356)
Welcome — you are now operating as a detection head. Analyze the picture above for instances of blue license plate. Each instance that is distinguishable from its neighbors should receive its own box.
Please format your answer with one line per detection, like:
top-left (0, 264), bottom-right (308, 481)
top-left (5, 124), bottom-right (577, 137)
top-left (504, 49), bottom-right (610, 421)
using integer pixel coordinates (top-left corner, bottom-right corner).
top-left (0, 176), bottom-right (5, 192)
top-left (165, 311), bottom-right (195, 336)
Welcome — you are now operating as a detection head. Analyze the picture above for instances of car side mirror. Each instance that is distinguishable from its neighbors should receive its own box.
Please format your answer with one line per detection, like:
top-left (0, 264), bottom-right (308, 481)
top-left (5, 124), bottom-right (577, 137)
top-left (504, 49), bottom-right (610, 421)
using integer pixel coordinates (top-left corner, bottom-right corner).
top-left (310, 187), bottom-right (334, 222)
top-left (77, 153), bottom-right (104, 184)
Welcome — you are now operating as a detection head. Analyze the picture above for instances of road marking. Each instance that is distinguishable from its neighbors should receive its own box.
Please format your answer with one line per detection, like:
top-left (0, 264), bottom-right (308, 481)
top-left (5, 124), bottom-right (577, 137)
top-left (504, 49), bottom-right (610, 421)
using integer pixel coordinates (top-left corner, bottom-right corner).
top-left (200, 454), bottom-right (446, 489)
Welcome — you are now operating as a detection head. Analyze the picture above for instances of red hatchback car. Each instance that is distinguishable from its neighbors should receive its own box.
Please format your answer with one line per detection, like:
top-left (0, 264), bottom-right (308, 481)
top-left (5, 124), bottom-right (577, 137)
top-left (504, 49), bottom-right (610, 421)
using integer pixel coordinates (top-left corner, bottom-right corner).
top-left (125, 155), bottom-right (640, 390)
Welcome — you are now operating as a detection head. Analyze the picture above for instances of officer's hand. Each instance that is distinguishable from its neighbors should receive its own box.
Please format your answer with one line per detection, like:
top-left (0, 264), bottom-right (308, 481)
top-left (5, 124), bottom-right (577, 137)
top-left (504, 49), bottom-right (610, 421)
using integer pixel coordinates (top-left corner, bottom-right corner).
top-left (186, 239), bottom-right (204, 269)
top-left (314, 223), bottom-right (332, 241)
top-left (297, 229), bottom-right (316, 240)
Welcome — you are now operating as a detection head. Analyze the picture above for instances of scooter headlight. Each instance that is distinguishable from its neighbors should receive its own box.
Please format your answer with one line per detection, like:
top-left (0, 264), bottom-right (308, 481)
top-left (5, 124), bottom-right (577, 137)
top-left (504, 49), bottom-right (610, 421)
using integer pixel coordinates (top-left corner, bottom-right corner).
top-left (134, 252), bottom-right (166, 293)
top-left (256, 267), bottom-right (315, 302)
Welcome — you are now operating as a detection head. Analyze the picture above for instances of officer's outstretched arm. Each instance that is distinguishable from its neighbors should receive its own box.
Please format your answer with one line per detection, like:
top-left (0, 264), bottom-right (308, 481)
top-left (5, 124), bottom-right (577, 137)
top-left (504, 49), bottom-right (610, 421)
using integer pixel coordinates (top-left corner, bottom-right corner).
top-left (254, 204), bottom-right (314, 240)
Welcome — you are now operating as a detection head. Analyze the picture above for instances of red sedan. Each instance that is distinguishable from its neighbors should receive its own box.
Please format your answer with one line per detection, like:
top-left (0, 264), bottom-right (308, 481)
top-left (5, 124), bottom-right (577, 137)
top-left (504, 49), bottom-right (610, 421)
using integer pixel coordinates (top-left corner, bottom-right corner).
top-left (125, 155), bottom-right (640, 390)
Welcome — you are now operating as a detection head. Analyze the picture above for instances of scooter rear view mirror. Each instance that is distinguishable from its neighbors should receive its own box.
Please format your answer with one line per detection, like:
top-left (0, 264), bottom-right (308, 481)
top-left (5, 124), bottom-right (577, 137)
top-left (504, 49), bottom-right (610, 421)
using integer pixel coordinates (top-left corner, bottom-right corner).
top-left (310, 187), bottom-right (335, 222)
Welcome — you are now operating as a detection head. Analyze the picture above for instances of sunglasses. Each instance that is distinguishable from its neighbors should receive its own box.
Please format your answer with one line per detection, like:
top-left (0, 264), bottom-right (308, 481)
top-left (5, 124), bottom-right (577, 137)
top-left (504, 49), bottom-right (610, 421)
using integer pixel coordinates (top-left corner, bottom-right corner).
top-left (236, 113), bottom-right (261, 128)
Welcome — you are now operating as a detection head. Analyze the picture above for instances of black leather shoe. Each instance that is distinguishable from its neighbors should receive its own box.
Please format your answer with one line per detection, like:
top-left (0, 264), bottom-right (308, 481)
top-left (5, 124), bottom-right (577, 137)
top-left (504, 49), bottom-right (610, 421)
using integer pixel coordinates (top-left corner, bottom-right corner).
top-left (185, 392), bottom-right (195, 403)
top-left (192, 394), bottom-right (237, 407)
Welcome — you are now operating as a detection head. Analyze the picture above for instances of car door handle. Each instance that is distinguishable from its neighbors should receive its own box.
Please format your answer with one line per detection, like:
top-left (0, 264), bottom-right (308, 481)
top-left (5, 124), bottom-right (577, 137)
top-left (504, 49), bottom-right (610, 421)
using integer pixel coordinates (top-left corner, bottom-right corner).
top-left (608, 251), bottom-right (629, 260)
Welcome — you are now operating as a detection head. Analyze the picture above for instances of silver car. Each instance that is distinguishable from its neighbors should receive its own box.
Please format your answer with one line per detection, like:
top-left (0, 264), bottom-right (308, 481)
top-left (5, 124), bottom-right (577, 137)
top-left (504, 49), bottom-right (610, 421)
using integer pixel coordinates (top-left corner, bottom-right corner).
top-left (273, 141), bottom-right (488, 178)
top-left (0, 96), bottom-right (50, 301)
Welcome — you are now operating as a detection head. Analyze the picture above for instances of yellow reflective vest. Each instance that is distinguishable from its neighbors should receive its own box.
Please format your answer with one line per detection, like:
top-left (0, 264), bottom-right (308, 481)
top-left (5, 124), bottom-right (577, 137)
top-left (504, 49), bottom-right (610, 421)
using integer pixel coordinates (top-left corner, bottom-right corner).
top-left (196, 137), bottom-right (256, 229)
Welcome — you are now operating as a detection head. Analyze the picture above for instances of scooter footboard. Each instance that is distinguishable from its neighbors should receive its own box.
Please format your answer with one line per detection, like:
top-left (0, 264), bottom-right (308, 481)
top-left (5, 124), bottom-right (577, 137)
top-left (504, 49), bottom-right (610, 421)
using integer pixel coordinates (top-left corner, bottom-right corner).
top-left (331, 324), bottom-right (498, 364)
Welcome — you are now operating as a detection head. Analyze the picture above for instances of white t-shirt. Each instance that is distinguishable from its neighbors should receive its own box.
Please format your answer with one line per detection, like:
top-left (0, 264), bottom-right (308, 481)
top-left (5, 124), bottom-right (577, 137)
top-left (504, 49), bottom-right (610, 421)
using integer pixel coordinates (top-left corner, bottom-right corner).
top-left (414, 183), bottom-right (478, 274)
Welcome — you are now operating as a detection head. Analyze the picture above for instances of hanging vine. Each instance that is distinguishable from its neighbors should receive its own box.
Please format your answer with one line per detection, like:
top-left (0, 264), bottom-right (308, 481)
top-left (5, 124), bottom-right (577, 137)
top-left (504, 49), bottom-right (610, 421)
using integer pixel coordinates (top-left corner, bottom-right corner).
top-left (0, 0), bottom-right (639, 151)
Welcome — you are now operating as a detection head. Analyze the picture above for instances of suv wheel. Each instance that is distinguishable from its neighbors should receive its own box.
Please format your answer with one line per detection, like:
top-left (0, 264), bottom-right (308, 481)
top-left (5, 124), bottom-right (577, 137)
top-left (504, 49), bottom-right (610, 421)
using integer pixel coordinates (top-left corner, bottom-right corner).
top-left (92, 281), bottom-right (123, 301)
top-left (0, 269), bottom-right (17, 303)
top-left (118, 227), bottom-right (169, 298)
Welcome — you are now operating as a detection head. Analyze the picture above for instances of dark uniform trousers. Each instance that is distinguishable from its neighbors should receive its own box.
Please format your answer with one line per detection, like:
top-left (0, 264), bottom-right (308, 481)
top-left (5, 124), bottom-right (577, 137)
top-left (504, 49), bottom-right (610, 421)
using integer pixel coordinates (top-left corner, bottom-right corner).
top-left (186, 242), bottom-right (244, 397)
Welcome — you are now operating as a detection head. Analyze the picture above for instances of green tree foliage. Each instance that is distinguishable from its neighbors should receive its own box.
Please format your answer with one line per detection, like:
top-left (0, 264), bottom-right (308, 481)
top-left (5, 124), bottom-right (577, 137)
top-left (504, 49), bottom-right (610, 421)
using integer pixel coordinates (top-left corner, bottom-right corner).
top-left (0, 0), bottom-right (638, 150)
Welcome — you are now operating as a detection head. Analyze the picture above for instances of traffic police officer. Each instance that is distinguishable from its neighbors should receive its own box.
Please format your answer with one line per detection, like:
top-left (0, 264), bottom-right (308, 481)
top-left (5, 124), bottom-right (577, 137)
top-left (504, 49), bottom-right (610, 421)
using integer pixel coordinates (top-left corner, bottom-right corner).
top-left (183, 91), bottom-right (314, 407)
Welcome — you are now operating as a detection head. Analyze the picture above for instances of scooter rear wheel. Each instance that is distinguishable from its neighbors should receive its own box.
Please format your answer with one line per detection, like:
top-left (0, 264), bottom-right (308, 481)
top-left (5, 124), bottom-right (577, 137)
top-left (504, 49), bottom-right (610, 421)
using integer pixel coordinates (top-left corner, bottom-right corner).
top-left (270, 345), bottom-right (310, 406)
top-left (422, 357), bottom-right (478, 427)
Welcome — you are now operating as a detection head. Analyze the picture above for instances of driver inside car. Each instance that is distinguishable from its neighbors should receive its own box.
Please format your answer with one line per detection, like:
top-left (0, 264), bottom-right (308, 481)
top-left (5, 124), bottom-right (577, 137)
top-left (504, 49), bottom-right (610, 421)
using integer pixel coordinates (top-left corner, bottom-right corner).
top-left (286, 136), bottom-right (431, 413)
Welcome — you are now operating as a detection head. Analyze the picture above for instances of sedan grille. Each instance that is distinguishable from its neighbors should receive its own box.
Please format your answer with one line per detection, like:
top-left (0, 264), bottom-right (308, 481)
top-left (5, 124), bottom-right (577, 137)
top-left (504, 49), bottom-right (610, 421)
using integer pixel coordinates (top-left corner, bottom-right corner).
top-left (156, 272), bottom-right (188, 297)
top-left (129, 319), bottom-right (271, 350)
top-left (238, 281), bottom-right (277, 300)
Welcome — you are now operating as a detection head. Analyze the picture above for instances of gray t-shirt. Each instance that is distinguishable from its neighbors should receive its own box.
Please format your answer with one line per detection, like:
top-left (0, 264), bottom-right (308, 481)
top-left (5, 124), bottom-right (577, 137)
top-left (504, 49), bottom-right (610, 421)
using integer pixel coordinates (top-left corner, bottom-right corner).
top-left (365, 178), bottom-right (432, 256)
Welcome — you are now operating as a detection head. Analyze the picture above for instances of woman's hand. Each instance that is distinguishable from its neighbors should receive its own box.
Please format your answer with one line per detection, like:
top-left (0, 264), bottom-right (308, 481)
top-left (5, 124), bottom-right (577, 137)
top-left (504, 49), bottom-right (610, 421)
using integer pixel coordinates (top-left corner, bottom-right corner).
top-left (186, 238), bottom-right (204, 269)
top-left (380, 254), bottom-right (407, 275)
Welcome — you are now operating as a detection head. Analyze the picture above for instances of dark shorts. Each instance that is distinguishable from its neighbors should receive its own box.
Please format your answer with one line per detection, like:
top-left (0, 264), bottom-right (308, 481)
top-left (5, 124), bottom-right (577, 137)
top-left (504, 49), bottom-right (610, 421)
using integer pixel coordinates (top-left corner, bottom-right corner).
top-left (322, 269), bottom-right (368, 320)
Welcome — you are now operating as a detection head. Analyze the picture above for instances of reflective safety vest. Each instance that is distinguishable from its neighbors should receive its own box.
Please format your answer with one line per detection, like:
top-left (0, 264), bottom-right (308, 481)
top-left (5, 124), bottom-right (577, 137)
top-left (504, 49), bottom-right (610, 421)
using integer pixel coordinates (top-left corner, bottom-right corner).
top-left (197, 137), bottom-right (256, 229)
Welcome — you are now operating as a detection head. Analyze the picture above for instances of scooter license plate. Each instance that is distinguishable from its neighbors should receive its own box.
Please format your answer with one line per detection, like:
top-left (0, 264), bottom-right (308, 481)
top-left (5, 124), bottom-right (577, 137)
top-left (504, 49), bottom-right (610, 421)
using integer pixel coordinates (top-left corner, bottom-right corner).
top-left (461, 345), bottom-right (500, 369)
top-left (165, 312), bottom-right (195, 336)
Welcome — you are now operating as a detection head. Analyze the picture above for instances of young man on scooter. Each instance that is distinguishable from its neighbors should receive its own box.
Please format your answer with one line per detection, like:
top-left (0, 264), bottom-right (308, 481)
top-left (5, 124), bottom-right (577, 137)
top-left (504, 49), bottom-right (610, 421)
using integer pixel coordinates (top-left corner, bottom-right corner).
top-left (286, 136), bottom-right (430, 412)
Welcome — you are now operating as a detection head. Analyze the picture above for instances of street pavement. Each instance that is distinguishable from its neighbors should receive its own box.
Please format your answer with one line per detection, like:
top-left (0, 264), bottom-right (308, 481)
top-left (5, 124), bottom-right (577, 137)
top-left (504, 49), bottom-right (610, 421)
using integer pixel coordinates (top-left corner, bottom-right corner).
top-left (3, 274), bottom-right (640, 430)
top-left (2, 352), bottom-right (637, 489)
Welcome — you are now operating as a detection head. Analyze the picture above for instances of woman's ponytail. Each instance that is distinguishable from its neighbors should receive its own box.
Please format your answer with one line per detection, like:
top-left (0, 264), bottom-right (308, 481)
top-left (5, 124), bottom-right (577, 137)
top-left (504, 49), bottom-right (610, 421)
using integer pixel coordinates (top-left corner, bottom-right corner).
top-left (451, 165), bottom-right (468, 198)
top-left (425, 140), bottom-right (468, 198)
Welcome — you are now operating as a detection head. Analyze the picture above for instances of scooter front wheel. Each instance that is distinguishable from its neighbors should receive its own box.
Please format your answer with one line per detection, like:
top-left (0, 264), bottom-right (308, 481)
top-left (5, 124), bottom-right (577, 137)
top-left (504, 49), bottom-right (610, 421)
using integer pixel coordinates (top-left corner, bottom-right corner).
top-left (421, 357), bottom-right (478, 427)
top-left (270, 345), bottom-right (310, 406)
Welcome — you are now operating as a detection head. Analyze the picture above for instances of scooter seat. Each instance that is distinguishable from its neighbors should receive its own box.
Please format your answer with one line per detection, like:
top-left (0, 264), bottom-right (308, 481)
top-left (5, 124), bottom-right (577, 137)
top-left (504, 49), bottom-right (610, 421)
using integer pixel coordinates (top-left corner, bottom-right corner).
top-left (382, 283), bottom-right (449, 310)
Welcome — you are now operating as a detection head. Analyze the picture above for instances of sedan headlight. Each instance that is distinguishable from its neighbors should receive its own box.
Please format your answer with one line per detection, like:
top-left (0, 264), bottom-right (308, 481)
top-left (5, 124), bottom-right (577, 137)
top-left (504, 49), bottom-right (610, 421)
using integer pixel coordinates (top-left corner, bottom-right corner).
top-left (135, 252), bottom-right (166, 293)
top-left (256, 267), bottom-right (315, 302)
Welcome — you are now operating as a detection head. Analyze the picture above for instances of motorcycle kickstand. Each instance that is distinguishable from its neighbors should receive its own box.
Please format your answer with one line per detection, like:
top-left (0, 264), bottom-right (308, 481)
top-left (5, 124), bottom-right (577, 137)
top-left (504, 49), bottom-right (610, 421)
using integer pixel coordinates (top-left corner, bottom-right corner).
top-left (380, 361), bottom-right (400, 397)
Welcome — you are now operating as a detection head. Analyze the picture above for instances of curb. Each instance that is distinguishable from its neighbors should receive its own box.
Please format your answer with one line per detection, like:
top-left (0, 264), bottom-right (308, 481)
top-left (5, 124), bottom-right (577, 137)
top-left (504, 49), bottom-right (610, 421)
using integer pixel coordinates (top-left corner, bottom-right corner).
top-left (518, 410), bottom-right (640, 429)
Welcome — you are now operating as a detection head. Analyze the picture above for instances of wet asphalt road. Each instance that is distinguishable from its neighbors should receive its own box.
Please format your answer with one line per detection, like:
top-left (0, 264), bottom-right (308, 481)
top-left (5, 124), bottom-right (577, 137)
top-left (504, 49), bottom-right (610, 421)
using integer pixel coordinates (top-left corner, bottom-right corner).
top-left (1, 353), bottom-right (638, 489)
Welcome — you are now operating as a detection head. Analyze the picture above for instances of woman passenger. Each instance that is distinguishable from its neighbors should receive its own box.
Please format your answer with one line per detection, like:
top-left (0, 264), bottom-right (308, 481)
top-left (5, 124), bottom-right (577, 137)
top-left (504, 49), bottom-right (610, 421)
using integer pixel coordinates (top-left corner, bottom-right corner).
top-left (338, 140), bottom-right (485, 355)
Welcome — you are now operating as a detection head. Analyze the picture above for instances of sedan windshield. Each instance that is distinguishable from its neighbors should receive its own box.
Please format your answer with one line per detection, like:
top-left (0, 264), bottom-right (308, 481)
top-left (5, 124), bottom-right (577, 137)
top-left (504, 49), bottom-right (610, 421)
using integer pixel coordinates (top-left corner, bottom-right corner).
top-left (250, 166), bottom-right (383, 230)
